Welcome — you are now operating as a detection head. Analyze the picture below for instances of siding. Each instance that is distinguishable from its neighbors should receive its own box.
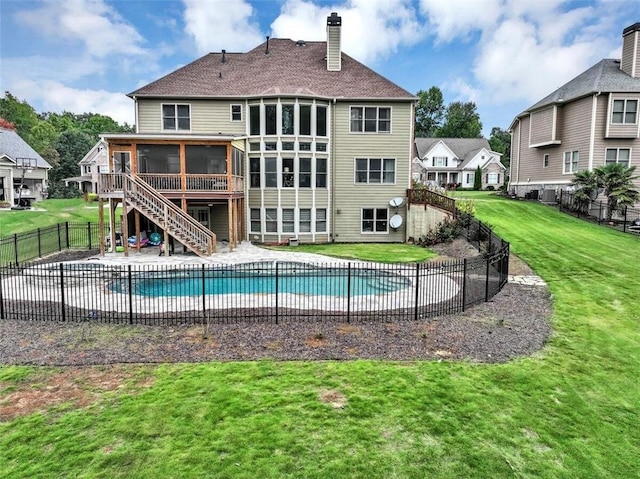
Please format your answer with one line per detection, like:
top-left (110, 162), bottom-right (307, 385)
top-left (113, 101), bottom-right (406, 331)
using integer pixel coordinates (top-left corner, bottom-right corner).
top-left (515, 97), bottom-right (593, 187)
top-left (137, 99), bottom-right (247, 134)
top-left (607, 93), bottom-right (640, 138)
top-left (621, 29), bottom-right (639, 78)
top-left (331, 101), bottom-right (413, 242)
top-left (529, 107), bottom-right (556, 145)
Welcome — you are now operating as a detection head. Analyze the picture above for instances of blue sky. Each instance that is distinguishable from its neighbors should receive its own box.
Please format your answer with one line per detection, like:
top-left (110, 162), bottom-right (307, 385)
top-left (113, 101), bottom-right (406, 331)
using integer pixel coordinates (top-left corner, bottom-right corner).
top-left (1, 0), bottom-right (638, 136)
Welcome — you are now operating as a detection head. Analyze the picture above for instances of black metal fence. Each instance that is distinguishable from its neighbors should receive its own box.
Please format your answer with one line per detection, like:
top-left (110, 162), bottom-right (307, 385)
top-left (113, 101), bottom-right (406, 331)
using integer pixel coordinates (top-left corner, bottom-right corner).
top-left (0, 217), bottom-right (510, 325)
top-left (558, 190), bottom-right (640, 234)
top-left (0, 222), bottom-right (102, 266)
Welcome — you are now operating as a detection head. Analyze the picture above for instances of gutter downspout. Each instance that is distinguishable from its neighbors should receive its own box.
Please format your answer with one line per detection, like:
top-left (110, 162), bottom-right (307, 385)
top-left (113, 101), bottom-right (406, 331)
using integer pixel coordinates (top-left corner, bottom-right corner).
top-left (330, 98), bottom-right (336, 242)
top-left (588, 92), bottom-right (601, 171)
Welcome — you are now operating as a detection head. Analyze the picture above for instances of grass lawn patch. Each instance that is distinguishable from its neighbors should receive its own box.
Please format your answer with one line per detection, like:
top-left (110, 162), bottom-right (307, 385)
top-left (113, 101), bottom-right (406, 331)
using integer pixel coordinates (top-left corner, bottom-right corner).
top-left (0, 198), bottom-right (122, 235)
top-left (1, 195), bottom-right (639, 478)
top-left (266, 242), bottom-right (438, 263)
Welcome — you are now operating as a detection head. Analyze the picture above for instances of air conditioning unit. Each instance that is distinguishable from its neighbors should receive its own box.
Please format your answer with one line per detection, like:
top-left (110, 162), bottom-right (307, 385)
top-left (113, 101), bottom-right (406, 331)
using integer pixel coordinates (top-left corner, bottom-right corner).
top-left (542, 189), bottom-right (557, 203)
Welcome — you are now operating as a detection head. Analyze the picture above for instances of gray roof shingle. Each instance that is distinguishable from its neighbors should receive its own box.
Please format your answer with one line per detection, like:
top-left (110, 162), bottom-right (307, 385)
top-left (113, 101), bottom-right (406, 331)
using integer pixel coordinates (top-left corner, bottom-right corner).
top-left (522, 59), bottom-right (640, 115)
top-left (0, 127), bottom-right (51, 169)
top-left (415, 137), bottom-right (491, 162)
top-left (130, 39), bottom-right (415, 100)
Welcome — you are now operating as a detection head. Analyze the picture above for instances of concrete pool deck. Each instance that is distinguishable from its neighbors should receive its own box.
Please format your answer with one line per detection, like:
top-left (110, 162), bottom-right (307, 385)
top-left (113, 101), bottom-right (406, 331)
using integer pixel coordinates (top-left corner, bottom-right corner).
top-left (86, 241), bottom-right (545, 286)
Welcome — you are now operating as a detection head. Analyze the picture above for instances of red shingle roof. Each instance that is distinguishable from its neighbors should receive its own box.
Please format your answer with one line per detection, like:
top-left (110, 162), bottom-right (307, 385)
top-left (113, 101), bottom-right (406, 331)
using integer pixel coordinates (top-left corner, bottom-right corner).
top-left (130, 39), bottom-right (415, 100)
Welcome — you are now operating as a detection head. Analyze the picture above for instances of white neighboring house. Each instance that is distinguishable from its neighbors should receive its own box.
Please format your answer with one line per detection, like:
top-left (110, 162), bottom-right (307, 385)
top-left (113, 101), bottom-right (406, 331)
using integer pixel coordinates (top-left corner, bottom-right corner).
top-left (65, 139), bottom-right (109, 194)
top-left (0, 127), bottom-right (51, 207)
top-left (413, 138), bottom-right (505, 189)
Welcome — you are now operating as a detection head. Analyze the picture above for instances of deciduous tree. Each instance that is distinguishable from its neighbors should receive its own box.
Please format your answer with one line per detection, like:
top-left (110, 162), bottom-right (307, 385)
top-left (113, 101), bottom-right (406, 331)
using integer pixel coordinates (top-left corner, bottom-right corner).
top-left (436, 101), bottom-right (482, 138)
top-left (415, 87), bottom-right (445, 137)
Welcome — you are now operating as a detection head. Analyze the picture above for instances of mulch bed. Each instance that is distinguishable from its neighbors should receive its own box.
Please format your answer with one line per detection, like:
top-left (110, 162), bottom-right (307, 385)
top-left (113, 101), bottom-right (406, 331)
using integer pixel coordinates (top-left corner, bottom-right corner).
top-left (0, 241), bottom-right (553, 365)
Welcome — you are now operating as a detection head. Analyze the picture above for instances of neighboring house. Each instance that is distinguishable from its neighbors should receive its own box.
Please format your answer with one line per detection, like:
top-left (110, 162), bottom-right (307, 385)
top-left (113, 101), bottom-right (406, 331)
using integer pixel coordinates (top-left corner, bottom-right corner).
top-left (65, 139), bottom-right (109, 193)
top-left (413, 138), bottom-right (505, 189)
top-left (0, 127), bottom-right (51, 207)
top-left (509, 22), bottom-right (640, 202)
top-left (99, 12), bottom-right (415, 256)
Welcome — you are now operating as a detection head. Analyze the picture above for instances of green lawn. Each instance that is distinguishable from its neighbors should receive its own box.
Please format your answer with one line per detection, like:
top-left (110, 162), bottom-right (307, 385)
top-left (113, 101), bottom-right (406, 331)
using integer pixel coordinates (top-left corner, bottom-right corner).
top-left (0, 198), bottom-right (101, 235)
top-left (267, 242), bottom-right (438, 262)
top-left (1, 196), bottom-right (639, 478)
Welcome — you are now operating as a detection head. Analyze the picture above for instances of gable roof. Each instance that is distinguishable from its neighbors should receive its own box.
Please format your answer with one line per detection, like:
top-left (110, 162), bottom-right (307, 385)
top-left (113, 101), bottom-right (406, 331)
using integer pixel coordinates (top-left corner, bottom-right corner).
top-left (519, 58), bottom-right (640, 116)
top-left (79, 139), bottom-right (108, 165)
top-left (0, 127), bottom-right (51, 169)
top-left (130, 39), bottom-right (415, 100)
top-left (415, 137), bottom-right (491, 161)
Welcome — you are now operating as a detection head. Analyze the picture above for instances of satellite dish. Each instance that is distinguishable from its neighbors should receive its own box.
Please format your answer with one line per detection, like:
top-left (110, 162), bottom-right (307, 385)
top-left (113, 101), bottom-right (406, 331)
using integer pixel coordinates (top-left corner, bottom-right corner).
top-left (389, 214), bottom-right (403, 229)
top-left (389, 197), bottom-right (404, 208)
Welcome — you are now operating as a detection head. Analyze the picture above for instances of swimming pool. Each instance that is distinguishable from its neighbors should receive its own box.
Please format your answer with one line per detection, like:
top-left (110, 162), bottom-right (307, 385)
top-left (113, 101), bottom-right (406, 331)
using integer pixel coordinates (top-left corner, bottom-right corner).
top-left (108, 261), bottom-right (412, 297)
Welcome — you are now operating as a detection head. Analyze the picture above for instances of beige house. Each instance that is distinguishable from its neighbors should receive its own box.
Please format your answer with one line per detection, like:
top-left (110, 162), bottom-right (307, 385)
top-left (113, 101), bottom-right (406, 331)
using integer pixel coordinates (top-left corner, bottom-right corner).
top-left (99, 12), bottom-right (416, 256)
top-left (66, 139), bottom-right (109, 194)
top-left (0, 127), bottom-right (51, 207)
top-left (413, 138), bottom-right (505, 190)
top-left (509, 22), bottom-right (640, 202)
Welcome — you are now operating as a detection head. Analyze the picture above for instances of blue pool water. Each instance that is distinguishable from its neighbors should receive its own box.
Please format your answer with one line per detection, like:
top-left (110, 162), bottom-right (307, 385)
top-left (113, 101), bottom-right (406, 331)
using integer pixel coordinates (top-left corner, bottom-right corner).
top-left (109, 261), bottom-right (411, 297)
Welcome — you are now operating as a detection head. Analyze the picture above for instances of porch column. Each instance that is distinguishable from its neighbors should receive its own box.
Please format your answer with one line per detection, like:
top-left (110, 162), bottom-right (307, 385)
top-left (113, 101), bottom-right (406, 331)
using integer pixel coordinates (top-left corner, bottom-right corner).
top-left (227, 198), bottom-right (234, 252)
top-left (98, 196), bottom-right (105, 256)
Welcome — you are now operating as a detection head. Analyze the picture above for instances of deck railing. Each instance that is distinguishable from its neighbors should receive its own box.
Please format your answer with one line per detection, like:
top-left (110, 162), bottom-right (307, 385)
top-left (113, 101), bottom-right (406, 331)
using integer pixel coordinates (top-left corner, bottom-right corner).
top-left (101, 173), bottom-right (244, 194)
top-left (407, 188), bottom-right (457, 216)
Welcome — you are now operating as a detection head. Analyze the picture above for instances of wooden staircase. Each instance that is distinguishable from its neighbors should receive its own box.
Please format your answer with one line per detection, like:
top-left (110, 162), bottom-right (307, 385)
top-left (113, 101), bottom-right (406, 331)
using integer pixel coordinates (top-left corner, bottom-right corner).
top-left (121, 174), bottom-right (216, 257)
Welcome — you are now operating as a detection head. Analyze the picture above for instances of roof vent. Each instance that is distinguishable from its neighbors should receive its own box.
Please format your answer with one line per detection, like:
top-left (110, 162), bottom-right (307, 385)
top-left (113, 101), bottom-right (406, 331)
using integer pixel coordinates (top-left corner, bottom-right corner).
top-left (296, 40), bottom-right (306, 47)
top-left (221, 49), bottom-right (226, 63)
top-left (265, 36), bottom-right (270, 54)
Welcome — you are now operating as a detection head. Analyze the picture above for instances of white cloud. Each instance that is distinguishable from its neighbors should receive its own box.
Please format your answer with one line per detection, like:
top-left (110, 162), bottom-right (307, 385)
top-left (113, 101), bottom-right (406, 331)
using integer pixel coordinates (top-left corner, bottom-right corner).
top-left (15, 0), bottom-right (147, 58)
top-left (11, 80), bottom-right (135, 126)
top-left (418, 0), bottom-right (503, 44)
top-left (418, 0), bottom-right (623, 113)
top-left (182, 0), bottom-right (264, 54)
top-left (271, 0), bottom-right (424, 64)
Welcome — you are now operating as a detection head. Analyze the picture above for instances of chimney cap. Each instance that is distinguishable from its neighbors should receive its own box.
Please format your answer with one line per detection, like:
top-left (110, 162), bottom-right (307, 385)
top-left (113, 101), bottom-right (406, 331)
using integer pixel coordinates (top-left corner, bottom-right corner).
top-left (623, 22), bottom-right (640, 36)
top-left (327, 12), bottom-right (342, 26)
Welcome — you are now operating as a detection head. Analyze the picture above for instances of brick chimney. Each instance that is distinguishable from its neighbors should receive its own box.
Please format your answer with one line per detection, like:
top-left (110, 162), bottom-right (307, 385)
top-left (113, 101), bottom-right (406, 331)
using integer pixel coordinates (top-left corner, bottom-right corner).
top-left (621, 22), bottom-right (640, 78)
top-left (326, 12), bottom-right (342, 72)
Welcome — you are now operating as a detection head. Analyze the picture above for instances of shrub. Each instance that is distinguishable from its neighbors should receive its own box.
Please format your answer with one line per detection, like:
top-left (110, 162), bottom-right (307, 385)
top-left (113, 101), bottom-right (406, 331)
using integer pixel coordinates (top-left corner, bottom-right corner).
top-left (456, 198), bottom-right (476, 216)
top-left (416, 217), bottom-right (464, 246)
top-left (485, 185), bottom-right (495, 191)
top-left (0, 201), bottom-right (10, 208)
top-left (86, 193), bottom-right (99, 202)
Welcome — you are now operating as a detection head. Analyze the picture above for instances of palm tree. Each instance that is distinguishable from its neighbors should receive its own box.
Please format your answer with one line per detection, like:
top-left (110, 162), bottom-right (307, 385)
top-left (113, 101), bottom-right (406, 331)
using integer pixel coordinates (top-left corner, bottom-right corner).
top-left (571, 169), bottom-right (600, 215)
top-left (593, 163), bottom-right (640, 222)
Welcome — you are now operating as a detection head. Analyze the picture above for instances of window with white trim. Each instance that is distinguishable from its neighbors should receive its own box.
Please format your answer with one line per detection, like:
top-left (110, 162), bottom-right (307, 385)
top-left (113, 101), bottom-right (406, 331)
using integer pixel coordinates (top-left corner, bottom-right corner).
top-left (350, 106), bottom-right (391, 133)
top-left (299, 158), bottom-right (311, 188)
top-left (265, 104), bottom-right (277, 135)
top-left (282, 158), bottom-right (294, 188)
top-left (231, 104), bottom-right (242, 122)
top-left (563, 151), bottom-right (579, 174)
top-left (316, 106), bottom-right (327, 136)
top-left (316, 158), bottom-right (327, 187)
top-left (282, 104), bottom-right (294, 135)
top-left (362, 208), bottom-right (388, 233)
top-left (162, 104), bottom-right (190, 131)
top-left (605, 148), bottom-right (630, 167)
top-left (316, 209), bottom-right (327, 232)
top-left (433, 156), bottom-right (447, 167)
top-left (487, 172), bottom-right (500, 184)
top-left (299, 209), bottom-right (311, 233)
top-left (265, 208), bottom-right (277, 232)
top-left (282, 209), bottom-right (295, 233)
top-left (611, 99), bottom-right (638, 124)
top-left (249, 158), bottom-right (260, 188)
top-left (265, 157), bottom-right (277, 187)
top-left (355, 158), bottom-right (395, 184)
top-left (250, 209), bottom-right (261, 232)
top-left (466, 173), bottom-right (474, 184)
top-left (543, 154), bottom-right (549, 168)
